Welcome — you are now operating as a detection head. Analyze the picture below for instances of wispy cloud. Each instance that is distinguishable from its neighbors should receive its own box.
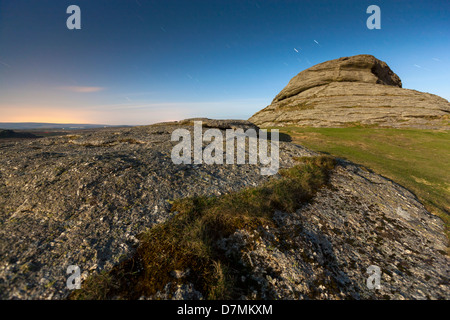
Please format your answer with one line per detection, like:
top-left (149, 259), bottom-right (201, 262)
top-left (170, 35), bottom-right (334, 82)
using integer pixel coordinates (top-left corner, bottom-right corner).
top-left (89, 98), bottom-right (267, 112)
top-left (413, 64), bottom-right (431, 71)
top-left (0, 59), bottom-right (11, 68)
top-left (59, 86), bottom-right (105, 93)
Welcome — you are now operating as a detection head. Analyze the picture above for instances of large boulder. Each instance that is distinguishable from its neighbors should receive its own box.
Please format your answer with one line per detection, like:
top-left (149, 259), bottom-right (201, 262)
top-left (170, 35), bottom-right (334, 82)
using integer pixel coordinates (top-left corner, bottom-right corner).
top-left (250, 54), bottom-right (450, 129)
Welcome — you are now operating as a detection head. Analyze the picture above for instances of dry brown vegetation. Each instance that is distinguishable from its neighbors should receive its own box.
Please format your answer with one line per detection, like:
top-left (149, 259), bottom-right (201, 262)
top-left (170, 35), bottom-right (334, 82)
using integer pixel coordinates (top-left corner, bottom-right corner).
top-left (69, 156), bottom-right (336, 300)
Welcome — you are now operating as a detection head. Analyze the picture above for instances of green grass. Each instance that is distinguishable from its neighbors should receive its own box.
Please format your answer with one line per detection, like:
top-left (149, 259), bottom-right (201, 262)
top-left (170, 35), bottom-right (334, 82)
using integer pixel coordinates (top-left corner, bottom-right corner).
top-left (68, 156), bottom-right (336, 300)
top-left (271, 126), bottom-right (450, 237)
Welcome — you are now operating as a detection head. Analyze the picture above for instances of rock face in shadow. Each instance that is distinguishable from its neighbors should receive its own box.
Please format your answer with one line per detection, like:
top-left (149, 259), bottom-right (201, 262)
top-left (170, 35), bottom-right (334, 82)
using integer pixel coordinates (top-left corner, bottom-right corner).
top-left (249, 54), bottom-right (450, 129)
top-left (0, 130), bottom-right (38, 139)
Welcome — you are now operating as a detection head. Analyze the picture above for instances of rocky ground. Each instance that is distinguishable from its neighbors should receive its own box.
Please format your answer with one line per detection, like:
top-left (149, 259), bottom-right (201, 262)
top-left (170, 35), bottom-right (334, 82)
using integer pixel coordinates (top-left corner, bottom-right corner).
top-left (0, 119), bottom-right (448, 299)
top-left (0, 119), bottom-right (312, 299)
top-left (216, 162), bottom-right (448, 300)
top-left (144, 160), bottom-right (449, 301)
top-left (249, 55), bottom-right (450, 129)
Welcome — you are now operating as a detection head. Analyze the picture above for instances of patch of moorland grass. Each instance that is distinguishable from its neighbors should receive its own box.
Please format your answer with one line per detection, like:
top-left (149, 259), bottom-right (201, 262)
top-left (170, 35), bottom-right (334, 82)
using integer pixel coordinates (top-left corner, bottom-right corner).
top-left (273, 126), bottom-right (450, 240)
top-left (276, 101), bottom-right (315, 111)
top-left (68, 156), bottom-right (336, 300)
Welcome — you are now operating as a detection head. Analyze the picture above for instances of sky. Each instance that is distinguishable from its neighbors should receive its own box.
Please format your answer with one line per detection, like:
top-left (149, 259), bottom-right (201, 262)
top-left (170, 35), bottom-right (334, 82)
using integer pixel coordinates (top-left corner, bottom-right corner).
top-left (0, 0), bottom-right (449, 125)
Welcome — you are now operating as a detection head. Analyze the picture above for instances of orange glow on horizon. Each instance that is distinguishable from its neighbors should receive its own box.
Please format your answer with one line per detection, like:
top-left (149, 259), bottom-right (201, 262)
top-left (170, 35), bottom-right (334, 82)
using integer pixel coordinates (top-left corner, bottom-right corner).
top-left (0, 105), bottom-right (94, 124)
top-left (1, 102), bottom-right (208, 126)
top-left (0, 105), bottom-right (188, 126)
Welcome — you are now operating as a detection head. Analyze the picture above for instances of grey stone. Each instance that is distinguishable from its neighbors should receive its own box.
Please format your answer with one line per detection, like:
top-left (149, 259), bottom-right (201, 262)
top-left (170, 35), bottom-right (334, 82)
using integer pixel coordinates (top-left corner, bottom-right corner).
top-left (0, 120), bottom-right (312, 299)
top-left (219, 161), bottom-right (449, 300)
top-left (0, 119), bottom-right (448, 300)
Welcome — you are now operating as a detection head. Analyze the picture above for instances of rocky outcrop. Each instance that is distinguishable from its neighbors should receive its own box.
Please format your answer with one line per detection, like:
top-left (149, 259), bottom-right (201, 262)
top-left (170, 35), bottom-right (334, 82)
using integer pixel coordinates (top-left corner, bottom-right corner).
top-left (218, 162), bottom-right (448, 300)
top-left (0, 120), bottom-right (312, 299)
top-left (249, 54), bottom-right (450, 129)
top-left (0, 119), bottom-right (448, 300)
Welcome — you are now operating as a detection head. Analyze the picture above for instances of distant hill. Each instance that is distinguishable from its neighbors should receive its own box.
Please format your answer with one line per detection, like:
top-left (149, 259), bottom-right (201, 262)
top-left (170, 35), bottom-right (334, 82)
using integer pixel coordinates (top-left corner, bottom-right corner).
top-left (0, 122), bottom-right (118, 130)
top-left (0, 129), bottom-right (39, 139)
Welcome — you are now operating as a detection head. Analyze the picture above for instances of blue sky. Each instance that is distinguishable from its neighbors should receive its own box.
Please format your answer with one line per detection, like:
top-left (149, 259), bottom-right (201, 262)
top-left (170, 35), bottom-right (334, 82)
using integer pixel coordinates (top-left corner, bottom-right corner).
top-left (0, 0), bottom-right (449, 125)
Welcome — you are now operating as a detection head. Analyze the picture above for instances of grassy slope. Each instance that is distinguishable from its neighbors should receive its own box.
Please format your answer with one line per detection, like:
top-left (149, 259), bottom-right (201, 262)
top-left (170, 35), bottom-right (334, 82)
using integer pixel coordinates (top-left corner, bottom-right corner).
top-left (271, 126), bottom-right (450, 235)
